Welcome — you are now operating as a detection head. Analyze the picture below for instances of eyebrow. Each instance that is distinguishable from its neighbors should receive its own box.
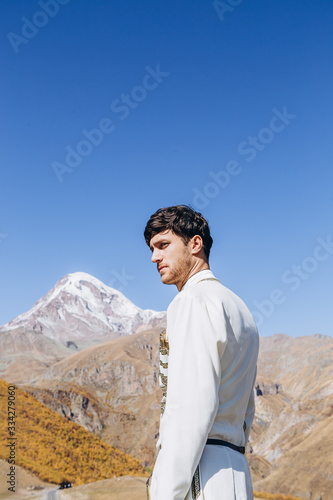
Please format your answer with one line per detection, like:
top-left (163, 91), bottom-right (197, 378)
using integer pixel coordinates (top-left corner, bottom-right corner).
top-left (149, 238), bottom-right (170, 251)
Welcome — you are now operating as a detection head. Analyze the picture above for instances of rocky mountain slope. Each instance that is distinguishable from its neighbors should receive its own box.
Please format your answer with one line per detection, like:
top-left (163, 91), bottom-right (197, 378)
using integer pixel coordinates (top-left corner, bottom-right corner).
top-left (24, 328), bottom-right (162, 467)
top-left (0, 379), bottom-right (146, 487)
top-left (0, 272), bottom-right (166, 383)
top-left (250, 334), bottom-right (333, 500)
top-left (0, 272), bottom-right (166, 348)
top-left (0, 326), bottom-right (76, 385)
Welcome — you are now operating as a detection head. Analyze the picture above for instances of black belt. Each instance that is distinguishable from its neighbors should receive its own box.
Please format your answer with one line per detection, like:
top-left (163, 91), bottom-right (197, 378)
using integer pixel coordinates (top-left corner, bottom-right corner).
top-left (206, 438), bottom-right (245, 455)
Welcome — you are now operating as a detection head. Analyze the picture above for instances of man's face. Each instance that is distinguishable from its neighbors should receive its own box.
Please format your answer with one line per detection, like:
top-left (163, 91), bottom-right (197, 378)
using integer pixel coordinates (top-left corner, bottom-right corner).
top-left (149, 230), bottom-right (193, 290)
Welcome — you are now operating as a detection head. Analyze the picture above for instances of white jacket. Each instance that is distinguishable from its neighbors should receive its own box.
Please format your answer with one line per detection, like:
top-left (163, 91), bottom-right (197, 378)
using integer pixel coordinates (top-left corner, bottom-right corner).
top-left (150, 269), bottom-right (259, 500)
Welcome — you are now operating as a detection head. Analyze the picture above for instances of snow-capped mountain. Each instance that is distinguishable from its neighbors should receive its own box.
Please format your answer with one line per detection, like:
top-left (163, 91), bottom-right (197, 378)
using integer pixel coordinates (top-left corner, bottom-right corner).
top-left (0, 272), bottom-right (166, 346)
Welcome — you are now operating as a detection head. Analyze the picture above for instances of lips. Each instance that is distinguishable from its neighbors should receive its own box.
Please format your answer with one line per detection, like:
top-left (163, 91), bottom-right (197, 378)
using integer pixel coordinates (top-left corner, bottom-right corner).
top-left (158, 266), bottom-right (167, 273)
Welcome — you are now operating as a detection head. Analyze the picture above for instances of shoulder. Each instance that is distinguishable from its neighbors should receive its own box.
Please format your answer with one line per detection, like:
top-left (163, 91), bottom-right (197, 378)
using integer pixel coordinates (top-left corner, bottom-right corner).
top-left (169, 279), bottom-right (236, 308)
top-left (167, 288), bottom-right (206, 315)
top-left (167, 280), bottom-right (225, 324)
top-left (168, 278), bottom-right (257, 332)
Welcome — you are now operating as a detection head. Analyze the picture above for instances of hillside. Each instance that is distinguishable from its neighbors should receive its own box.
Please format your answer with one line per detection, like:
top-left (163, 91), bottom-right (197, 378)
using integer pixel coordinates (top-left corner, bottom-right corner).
top-left (24, 328), bottom-right (162, 467)
top-left (0, 327), bottom-right (75, 385)
top-left (0, 380), bottom-right (146, 487)
top-left (250, 334), bottom-right (333, 499)
top-left (0, 459), bottom-right (54, 500)
top-left (57, 476), bottom-right (148, 500)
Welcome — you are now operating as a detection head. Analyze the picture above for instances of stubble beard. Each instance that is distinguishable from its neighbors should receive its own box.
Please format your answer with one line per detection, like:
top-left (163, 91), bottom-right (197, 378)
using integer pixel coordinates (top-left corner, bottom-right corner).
top-left (161, 254), bottom-right (192, 289)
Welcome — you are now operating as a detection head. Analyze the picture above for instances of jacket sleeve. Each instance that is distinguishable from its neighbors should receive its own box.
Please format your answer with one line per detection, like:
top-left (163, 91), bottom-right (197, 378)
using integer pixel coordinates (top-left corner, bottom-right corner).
top-left (150, 292), bottom-right (226, 500)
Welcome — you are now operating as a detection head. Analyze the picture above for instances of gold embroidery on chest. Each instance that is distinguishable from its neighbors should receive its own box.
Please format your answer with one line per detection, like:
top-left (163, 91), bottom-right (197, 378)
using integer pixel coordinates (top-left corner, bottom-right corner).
top-left (160, 329), bottom-right (169, 351)
top-left (159, 328), bottom-right (169, 415)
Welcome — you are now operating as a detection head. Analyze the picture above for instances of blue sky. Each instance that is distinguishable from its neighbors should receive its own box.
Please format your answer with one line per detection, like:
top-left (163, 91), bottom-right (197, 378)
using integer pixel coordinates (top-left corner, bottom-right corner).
top-left (1, 0), bottom-right (332, 337)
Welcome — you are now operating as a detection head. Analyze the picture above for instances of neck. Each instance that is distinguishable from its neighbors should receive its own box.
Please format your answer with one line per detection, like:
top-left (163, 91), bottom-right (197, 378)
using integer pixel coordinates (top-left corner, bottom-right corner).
top-left (177, 261), bottom-right (210, 291)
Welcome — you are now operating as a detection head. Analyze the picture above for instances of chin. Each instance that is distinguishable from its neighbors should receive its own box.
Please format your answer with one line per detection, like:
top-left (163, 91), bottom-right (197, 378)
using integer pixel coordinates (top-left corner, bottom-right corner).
top-left (161, 274), bottom-right (174, 285)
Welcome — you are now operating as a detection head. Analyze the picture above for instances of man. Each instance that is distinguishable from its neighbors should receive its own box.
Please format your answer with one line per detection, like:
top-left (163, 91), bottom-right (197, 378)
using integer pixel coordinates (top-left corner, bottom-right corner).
top-left (144, 205), bottom-right (259, 500)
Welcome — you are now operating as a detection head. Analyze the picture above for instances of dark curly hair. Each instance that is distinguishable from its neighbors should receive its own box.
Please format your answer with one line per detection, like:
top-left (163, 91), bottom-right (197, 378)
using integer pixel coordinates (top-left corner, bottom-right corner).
top-left (144, 205), bottom-right (213, 259)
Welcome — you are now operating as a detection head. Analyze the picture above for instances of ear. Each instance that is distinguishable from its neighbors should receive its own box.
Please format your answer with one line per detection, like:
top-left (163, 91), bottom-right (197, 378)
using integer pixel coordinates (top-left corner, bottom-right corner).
top-left (191, 235), bottom-right (203, 255)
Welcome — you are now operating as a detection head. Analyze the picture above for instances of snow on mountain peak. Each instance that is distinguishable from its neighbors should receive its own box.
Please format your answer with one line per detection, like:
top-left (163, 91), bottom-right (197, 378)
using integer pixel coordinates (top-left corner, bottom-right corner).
top-left (0, 272), bottom-right (166, 346)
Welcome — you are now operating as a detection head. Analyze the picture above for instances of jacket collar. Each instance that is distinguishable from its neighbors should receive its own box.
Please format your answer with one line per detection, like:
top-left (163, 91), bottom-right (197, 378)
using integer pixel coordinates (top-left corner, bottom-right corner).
top-left (181, 269), bottom-right (215, 292)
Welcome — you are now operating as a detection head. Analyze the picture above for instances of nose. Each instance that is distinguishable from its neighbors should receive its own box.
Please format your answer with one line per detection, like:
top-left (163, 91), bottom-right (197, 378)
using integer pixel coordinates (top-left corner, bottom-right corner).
top-left (151, 248), bottom-right (162, 263)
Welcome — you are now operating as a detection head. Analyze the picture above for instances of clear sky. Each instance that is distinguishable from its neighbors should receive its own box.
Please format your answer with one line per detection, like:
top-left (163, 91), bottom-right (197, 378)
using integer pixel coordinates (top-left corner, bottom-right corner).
top-left (1, 0), bottom-right (332, 337)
